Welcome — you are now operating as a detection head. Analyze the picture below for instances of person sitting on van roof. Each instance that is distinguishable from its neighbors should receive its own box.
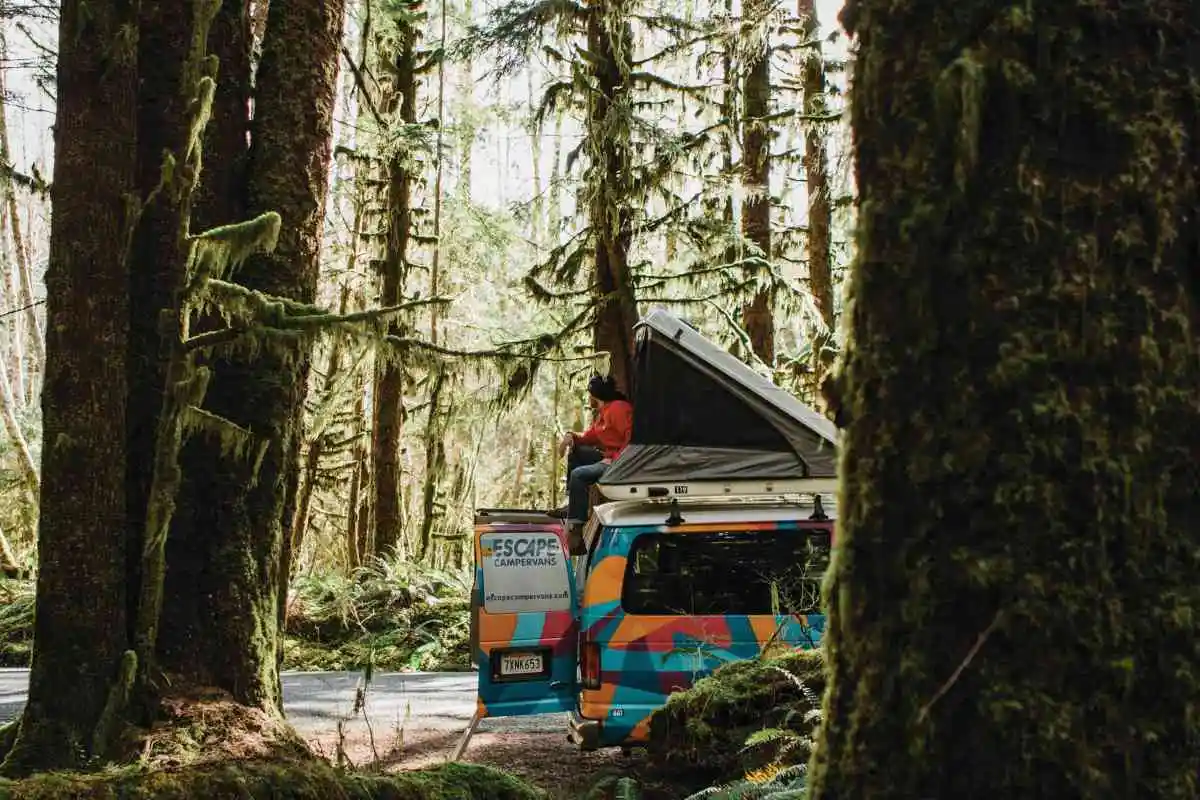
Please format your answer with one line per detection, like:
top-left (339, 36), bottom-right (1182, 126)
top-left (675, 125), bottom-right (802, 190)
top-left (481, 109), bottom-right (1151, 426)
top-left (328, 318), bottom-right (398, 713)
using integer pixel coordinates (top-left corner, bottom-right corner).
top-left (550, 374), bottom-right (632, 528)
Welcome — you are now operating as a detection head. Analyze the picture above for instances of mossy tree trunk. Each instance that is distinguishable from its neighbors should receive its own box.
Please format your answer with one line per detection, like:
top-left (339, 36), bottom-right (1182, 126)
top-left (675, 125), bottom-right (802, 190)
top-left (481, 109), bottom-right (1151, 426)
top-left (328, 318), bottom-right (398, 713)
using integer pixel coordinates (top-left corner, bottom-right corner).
top-left (158, 0), bottom-right (255, 689)
top-left (797, 0), bottom-right (833, 379)
top-left (346, 383), bottom-right (370, 569)
top-left (417, 367), bottom-right (448, 560)
top-left (587, 0), bottom-right (638, 396)
top-left (127, 0), bottom-right (202, 670)
top-left (797, 0), bottom-right (830, 325)
top-left (372, 4), bottom-right (420, 559)
top-left (739, 0), bottom-right (773, 366)
top-left (163, 0), bottom-right (346, 711)
top-left (0, 0), bottom-right (138, 776)
top-left (807, 2), bottom-right (1200, 797)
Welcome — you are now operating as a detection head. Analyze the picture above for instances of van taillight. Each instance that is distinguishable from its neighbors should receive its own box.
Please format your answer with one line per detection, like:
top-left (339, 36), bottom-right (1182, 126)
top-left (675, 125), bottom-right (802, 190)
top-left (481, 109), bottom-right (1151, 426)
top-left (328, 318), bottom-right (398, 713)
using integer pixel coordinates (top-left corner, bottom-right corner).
top-left (581, 641), bottom-right (600, 690)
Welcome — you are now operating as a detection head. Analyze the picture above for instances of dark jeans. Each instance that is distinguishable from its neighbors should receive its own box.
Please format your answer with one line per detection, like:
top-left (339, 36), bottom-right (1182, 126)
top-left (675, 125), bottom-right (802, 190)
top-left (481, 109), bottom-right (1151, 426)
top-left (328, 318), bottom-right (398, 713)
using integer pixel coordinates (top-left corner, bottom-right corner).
top-left (566, 445), bottom-right (607, 523)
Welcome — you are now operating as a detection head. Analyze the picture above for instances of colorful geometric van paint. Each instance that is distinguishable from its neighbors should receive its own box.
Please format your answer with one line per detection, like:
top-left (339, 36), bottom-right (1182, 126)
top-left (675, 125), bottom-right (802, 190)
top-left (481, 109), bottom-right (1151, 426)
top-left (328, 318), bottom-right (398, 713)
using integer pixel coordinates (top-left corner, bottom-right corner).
top-left (569, 500), bottom-right (832, 749)
top-left (472, 499), bottom-right (834, 750)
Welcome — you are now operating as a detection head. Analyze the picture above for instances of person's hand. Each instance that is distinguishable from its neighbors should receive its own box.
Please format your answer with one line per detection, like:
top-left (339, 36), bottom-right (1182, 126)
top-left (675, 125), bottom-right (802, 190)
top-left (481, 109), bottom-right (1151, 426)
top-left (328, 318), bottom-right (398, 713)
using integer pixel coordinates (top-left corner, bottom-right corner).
top-left (557, 432), bottom-right (574, 456)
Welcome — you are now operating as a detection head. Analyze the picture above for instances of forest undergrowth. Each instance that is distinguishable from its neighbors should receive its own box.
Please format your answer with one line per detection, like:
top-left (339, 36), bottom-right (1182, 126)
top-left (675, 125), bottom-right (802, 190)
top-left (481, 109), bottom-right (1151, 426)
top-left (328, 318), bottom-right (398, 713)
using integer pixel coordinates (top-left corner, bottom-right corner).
top-left (578, 648), bottom-right (827, 800)
top-left (1, 559), bottom-right (473, 673)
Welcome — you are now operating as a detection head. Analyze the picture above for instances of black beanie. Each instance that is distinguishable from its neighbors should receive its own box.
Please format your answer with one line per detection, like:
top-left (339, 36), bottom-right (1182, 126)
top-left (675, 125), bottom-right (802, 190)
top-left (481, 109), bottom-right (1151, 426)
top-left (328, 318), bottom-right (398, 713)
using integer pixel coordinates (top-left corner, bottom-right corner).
top-left (587, 374), bottom-right (618, 402)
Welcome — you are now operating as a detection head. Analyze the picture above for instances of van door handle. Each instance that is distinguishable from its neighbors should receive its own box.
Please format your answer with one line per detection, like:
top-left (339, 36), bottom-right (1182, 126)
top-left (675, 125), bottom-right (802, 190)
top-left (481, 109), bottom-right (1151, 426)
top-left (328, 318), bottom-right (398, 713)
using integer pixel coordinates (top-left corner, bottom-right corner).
top-left (549, 681), bottom-right (568, 689)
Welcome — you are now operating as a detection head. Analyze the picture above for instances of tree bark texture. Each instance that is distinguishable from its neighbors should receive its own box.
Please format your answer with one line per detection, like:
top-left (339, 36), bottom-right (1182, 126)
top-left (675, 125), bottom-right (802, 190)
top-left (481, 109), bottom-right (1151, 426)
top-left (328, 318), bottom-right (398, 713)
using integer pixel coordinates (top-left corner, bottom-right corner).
top-left (371, 18), bottom-right (419, 559)
top-left (807, 2), bottom-right (1200, 797)
top-left (587, 0), bottom-right (638, 396)
top-left (798, 0), bottom-right (832, 333)
top-left (740, 0), bottom-right (774, 365)
top-left (416, 369), bottom-right (447, 559)
top-left (192, 0), bottom-right (253, 231)
top-left (158, 0), bottom-right (256, 688)
top-left (1, 0), bottom-right (137, 775)
top-left (168, 0), bottom-right (345, 711)
top-left (127, 0), bottom-right (198, 660)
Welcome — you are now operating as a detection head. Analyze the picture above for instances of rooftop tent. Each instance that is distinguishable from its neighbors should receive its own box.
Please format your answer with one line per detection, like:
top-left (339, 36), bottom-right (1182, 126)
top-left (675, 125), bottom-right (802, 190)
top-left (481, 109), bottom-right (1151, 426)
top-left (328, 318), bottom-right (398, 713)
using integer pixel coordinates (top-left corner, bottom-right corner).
top-left (598, 308), bottom-right (838, 496)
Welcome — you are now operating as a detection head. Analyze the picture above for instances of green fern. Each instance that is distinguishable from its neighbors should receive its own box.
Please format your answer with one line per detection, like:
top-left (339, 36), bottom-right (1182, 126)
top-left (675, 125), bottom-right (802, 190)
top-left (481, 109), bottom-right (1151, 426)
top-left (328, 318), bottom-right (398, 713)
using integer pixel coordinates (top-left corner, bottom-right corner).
top-left (583, 775), bottom-right (643, 799)
top-left (684, 765), bottom-right (808, 800)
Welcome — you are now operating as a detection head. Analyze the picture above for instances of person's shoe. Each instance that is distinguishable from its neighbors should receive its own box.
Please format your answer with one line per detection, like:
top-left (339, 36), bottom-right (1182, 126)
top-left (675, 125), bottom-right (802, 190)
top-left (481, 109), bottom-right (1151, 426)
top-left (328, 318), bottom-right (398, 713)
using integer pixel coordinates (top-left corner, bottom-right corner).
top-left (546, 505), bottom-right (570, 519)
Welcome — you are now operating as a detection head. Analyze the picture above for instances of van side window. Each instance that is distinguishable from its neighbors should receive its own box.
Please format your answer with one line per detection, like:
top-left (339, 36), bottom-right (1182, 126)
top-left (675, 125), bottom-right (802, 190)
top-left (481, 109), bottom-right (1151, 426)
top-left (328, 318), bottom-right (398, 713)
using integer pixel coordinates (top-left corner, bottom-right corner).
top-left (621, 528), bottom-right (831, 616)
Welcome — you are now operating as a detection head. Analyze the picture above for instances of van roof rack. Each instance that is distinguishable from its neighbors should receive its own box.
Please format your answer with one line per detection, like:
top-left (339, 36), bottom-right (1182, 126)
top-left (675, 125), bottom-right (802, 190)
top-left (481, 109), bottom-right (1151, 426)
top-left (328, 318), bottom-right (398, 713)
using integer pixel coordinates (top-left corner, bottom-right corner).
top-left (474, 508), bottom-right (561, 526)
top-left (589, 493), bottom-right (837, 530)
top-left (596, 476), bottom-right (837, 502)
top-left (664, 498), bottom-right (685, 526)
top-left (809, 495), bottom-right (828, 521)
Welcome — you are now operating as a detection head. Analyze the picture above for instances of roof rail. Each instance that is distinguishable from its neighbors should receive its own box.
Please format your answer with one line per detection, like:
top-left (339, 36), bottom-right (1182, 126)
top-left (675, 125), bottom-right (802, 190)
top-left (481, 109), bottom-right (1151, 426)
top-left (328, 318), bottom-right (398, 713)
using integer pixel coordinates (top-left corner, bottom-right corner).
top-left (474, 508), bottom-right (562, 526)
top-left (597, 477), bottom-right (837, 502)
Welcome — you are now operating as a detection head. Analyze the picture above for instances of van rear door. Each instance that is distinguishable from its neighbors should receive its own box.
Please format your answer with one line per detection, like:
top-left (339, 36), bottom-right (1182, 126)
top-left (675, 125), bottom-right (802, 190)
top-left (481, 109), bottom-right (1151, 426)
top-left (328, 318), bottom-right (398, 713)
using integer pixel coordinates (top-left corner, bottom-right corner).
top-left (580, 519), bottom-right (832, 745)
top-left (472, 509), bottom-right (579, 718)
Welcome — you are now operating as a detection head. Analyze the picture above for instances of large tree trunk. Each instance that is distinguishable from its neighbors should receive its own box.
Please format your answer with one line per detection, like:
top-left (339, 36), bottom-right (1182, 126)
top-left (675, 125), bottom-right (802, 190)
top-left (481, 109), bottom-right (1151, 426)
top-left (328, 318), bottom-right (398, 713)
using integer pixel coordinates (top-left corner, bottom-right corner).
top-left (157, 0), bottom-right (254, 691)
top-left (807, 2), bottom-right (1200, 797)
top-left (126, 0), bottom-right (202, 668)
top-left (587, 0), bottom-right (638, 395)
top-left (192, 0), bottom-right (252, 230)
top-left (164, 0), bottom-right (345, 711)
top-left (739, 0), bottom-right (773, 365)
top-left (371, 19), bottom-right (419, 559)
top-left (0, 0), bottom-right (137, 775)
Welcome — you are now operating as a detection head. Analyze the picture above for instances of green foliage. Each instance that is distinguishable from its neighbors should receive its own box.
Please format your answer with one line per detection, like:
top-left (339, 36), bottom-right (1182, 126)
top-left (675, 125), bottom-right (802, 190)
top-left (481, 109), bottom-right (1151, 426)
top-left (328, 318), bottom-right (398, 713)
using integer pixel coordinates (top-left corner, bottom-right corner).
top-left (284, 558), bottom-right (472, 672)
top-left (0, 578), bottom-right (32, 666)
top-left (0, 760), bottom-right (544, 799)
top-left (682, 765), bottom-right (808, 799)
top-left (581, 775), bottom-right (648, 800)
top-left (0, 562), bottom-right (472, 674)
top-left (645, 649), bottom-right (824, 786)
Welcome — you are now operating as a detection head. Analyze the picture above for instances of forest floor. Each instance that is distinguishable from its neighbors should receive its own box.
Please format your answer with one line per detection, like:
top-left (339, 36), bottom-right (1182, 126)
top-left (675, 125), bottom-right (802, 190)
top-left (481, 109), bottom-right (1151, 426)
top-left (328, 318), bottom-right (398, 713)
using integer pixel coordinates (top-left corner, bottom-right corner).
top-left (307, 726), bottom-right (650, 799)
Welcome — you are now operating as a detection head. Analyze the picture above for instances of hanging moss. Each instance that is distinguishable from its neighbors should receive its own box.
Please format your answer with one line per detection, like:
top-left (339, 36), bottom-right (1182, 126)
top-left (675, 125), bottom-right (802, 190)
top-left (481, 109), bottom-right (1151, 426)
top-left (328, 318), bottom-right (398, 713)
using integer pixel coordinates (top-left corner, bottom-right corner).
top-left (186, 211), bottom-right (282, 287)
top-left (808, 1), bottom-right (1200, 798)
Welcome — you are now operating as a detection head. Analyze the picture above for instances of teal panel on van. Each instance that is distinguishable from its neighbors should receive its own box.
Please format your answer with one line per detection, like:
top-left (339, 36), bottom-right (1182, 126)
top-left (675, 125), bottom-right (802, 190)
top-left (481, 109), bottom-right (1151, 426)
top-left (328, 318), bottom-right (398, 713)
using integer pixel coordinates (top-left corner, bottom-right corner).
top-left (474, 523), bottom-right (580, 718)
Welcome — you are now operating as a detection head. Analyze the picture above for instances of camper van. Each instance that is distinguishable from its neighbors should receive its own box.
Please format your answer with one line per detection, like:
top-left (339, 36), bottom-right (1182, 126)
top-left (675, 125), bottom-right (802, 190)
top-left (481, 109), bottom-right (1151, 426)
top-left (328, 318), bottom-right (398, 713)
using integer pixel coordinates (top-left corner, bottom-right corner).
top-left (468, 309), bottom-right (839, 751)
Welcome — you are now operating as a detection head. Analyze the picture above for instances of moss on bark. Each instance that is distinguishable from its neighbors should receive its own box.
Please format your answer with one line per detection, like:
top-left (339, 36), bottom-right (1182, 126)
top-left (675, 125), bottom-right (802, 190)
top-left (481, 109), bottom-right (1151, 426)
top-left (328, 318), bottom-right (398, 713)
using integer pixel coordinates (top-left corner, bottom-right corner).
top-left (162, 0), bottom-right (346, 712)
top-left (740, 0), bottom-right (774, 366)
top-left (807, 1), bottom-right (1200, 797)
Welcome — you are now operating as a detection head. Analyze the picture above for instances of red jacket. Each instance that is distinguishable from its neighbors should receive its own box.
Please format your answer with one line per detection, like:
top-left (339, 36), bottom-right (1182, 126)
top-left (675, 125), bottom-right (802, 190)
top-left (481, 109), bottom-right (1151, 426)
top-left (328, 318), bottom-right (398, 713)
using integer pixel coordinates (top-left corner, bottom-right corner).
top-left (574, 399), bottom-right (633, 460)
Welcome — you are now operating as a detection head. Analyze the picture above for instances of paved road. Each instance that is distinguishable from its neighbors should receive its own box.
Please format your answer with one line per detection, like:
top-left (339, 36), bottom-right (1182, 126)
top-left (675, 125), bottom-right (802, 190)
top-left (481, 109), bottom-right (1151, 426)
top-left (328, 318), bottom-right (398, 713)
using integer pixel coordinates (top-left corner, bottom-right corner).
top-left (0, 668), bottom-right (564, 737)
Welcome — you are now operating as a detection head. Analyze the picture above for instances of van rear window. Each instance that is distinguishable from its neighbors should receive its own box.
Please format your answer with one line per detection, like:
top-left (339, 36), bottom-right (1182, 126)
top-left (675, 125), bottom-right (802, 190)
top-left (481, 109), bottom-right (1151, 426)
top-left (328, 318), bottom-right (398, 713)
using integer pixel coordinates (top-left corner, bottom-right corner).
top-left (621, 528), bottom-right (830, 616)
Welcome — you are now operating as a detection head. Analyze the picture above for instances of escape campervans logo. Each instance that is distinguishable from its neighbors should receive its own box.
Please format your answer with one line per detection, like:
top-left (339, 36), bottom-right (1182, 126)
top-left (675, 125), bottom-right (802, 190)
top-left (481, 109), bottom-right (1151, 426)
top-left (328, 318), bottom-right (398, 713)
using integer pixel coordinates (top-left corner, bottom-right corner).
top-left (480, 531), bottom-right (572, 613)
top-left (490, 535), bottom-right (561, 568)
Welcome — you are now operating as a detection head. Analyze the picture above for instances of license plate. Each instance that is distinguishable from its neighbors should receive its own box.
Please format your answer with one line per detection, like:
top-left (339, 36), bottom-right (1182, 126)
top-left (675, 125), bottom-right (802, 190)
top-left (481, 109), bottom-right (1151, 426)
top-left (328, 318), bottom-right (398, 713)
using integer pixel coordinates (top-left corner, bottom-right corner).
top-left (499, 652), bottom-right (544, 676)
